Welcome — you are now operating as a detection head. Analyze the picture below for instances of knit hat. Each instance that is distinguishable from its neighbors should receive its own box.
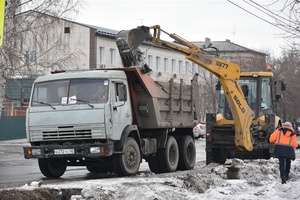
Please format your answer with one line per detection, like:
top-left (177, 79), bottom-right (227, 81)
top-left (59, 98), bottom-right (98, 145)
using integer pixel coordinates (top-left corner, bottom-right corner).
top-left (283, 122), bottom-right (292, 127)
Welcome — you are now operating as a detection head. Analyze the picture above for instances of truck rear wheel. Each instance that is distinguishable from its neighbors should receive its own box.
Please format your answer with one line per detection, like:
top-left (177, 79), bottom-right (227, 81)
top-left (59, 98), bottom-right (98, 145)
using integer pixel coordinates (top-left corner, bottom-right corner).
top-left (177, 135), bottom-right (196, 170)
top-left (113, 137), bottom-right (141, 176)
top-left (158, 136), bottom-right (179, 172)
top-left (38, 158), bottom-right (67, 178)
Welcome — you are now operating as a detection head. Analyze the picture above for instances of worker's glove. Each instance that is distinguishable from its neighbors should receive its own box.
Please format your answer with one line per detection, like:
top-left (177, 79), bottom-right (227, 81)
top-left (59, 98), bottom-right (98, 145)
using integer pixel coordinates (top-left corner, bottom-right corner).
top-left (296, 144), bottom-right (300, 149)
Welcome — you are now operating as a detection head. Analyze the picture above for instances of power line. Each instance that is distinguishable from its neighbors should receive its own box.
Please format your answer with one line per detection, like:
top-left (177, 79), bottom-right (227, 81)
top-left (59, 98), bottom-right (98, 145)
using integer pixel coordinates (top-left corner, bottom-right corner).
top-left (228, 0), bottom-right (300, 38)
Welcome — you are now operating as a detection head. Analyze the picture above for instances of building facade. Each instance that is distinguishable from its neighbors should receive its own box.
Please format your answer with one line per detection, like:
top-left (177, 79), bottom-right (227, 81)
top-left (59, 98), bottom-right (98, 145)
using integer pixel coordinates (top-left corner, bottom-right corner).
top-left (1, 12), bottom-right (267, 117)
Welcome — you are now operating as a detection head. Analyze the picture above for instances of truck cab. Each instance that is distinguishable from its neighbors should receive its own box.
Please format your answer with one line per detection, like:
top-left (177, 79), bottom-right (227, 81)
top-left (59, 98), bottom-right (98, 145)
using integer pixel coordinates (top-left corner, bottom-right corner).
top-left (27, 70), bottom-right (131, 143)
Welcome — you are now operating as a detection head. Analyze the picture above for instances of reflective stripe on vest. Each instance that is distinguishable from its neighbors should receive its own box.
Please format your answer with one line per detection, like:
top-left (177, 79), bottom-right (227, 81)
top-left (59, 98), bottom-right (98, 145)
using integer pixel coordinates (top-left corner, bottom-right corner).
top-left (277, 130), bottom-right (293, 146)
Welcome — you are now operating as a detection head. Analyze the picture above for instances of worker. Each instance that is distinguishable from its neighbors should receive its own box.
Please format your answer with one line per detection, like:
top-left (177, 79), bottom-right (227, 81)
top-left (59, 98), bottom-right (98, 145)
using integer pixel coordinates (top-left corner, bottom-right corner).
top-left (269, 122), bottom-right (299, 184)
top-left (91, 81), bottom-right (109, 102)
top-left (241, 84), bottom-right (250, 102)
top-left (241, 84), bottom-right (254, 102)
top-left (95, 85), bottom-right (108, 102)
top-left (241, 84), bottom-right (249, 97)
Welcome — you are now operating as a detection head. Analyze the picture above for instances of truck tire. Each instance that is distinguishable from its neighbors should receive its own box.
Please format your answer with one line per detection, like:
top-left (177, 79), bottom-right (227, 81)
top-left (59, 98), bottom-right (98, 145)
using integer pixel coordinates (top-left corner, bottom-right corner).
top-left (38, 158), bottom-right (67, 178)
top-left (113, 137), bottom-right (141, 176)
top-left (158, 136), bottom-right (179, 172)
top-left (177, 135), bottom-right (196, 170)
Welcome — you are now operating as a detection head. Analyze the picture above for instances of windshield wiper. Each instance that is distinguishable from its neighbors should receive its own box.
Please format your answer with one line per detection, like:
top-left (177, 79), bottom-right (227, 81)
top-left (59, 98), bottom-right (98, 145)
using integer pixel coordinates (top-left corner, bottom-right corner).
top-left (70, 98), bottom-right (94, 108)
top-left (32, 100), bottom-right (56, 110)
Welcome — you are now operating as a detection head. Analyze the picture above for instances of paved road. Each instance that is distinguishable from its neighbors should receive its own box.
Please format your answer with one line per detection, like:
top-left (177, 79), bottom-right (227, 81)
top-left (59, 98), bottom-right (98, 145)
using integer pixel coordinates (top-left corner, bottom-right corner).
top-left (0, 138), bottom-right (206, 189)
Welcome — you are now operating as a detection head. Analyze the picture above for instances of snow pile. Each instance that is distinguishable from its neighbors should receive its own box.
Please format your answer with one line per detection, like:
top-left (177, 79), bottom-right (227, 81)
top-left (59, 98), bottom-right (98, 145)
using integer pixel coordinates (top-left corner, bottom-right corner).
top-left (35, 158), bottom-right (298, 199)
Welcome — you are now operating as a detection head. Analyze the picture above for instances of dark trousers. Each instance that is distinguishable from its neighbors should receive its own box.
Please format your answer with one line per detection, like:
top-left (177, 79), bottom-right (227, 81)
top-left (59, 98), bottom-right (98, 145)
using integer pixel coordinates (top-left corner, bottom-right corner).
top-left (278, 156), bottom-right (291, 177)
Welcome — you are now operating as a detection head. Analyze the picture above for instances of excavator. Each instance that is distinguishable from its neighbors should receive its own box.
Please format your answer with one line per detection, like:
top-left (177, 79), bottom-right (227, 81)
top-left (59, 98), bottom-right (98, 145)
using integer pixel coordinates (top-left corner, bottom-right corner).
top-left (116, 25), bottom-right (285, 164)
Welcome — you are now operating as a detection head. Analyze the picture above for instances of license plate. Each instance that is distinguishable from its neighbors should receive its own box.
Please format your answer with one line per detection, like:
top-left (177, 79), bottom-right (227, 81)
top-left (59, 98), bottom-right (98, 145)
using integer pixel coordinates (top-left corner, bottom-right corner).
top-left (54, 149), bottom-right (75, 155)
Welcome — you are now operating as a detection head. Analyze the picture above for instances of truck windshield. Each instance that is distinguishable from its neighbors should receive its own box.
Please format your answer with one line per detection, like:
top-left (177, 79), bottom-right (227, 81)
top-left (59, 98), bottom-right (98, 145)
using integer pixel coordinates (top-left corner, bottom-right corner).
top-left (32, 79), bottom-right (109, 106)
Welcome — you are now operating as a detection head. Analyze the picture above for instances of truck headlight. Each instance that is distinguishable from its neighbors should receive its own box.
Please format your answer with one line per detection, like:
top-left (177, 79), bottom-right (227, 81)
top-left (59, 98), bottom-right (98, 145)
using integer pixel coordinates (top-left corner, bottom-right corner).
top-left (31, 149), bottom-right (41, 155)
top-left (90, 147), bottom-right (101, 154)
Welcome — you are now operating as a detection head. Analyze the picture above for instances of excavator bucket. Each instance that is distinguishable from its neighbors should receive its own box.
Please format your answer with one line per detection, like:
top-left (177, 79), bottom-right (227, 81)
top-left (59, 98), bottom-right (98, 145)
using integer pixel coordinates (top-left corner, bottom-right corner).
top-left (116, 26), bottom-right (152, 73)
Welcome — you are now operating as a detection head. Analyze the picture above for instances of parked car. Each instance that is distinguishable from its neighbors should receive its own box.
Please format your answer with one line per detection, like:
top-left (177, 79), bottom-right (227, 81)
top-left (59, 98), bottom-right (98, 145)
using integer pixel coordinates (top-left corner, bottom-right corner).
top-left (193, 122), bottom-right (206, 139)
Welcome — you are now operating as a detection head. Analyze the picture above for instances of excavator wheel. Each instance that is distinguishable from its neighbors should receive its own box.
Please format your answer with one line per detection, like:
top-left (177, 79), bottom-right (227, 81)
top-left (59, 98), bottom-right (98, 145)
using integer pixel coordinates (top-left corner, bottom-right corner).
top-left (206, 147), bottom-right (227, 165)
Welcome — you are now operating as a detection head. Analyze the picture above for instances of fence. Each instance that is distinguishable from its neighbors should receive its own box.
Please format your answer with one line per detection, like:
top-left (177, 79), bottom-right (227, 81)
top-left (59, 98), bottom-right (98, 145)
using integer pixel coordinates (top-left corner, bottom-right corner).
top-left (0, 101), bottom-right (27, 140)
top-left (0, 116), bottom-right (26, 140)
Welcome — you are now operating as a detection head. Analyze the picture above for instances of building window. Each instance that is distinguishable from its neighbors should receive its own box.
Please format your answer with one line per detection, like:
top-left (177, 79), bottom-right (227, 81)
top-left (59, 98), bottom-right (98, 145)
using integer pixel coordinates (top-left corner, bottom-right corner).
top-left (148, 55), bottom-right (153, 69)
top-left (192, 63), bottom-right (198, 74)
top-left (110, 48), bottom-right (116, 65)
top-left (164, 58), bottom-right (168, 72)
top-left (156, 56), bottom-right (161, 71)
top-left (64, 27), bottom-right (70, 34)
top-left (172, 59), bottom-right (176, 73)
top-left (99, 47), bottom-right (105, 64)
top-left (185, 61), bottom-right (189, 75)
top-left (24, 50), bottom-right (37, 65)
top-left (179, 60), bottom-right (183, 74)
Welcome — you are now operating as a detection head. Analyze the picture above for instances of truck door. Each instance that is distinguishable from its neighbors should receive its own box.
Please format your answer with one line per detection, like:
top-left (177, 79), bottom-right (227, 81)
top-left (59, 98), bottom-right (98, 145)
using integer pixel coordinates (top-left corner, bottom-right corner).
top-left (110, 81), bottom-right (132, 140)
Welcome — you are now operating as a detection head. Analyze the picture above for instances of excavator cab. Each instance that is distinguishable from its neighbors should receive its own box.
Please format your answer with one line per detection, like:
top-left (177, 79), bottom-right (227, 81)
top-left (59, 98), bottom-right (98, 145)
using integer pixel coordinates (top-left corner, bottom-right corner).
top-left (206, 72), bottom-right (283, 164)
top-left (219, 75), bottom-right (272, 120)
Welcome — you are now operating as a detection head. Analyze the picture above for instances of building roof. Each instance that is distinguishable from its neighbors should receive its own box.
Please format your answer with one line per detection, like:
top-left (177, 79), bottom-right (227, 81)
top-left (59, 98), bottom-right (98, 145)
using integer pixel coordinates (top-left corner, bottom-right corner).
top-left (81, 24), bottom-right (119, 38)
top-left (192, 40), bottom-right (267, 56)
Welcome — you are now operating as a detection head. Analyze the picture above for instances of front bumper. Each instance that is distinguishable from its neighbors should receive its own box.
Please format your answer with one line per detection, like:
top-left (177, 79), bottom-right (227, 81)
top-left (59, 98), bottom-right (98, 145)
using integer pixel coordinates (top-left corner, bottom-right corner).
top-left (23, 142), bottom-right (114, 159)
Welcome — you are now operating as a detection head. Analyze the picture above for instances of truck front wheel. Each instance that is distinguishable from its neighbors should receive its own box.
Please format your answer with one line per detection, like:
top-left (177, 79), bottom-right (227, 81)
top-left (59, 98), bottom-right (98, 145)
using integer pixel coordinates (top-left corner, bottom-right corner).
top-left (177, 135), bottom-right (196, 170)
top-left (38, 158), bottom-right (67, 178)
top-left (113, 137), bottom-right (141, 176)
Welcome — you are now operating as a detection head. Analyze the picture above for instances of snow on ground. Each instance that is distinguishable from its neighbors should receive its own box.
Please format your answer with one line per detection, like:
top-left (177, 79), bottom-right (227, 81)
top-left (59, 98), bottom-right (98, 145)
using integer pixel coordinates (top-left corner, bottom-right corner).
top-left (1, 138), bottom-right (300, 199)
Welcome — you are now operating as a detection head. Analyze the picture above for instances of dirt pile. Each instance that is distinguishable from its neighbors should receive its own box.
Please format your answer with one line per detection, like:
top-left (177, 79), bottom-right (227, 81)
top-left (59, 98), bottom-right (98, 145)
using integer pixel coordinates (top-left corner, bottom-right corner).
top-left (0, 188), bottom-right (81, 200)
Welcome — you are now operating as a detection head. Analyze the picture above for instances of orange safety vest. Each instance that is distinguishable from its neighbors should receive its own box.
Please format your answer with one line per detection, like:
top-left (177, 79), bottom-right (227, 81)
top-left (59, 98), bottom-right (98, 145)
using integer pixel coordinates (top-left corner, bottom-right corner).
top-left (269, 126), bottom-right (298, 148)
top-left (269, 126), bottom-right (298, 159)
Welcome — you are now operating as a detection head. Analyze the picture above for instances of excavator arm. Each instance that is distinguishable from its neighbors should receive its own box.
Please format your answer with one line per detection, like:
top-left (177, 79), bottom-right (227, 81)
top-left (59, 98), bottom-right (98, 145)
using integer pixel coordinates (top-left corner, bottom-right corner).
top-left (116, 25), bottom-right (254, 151)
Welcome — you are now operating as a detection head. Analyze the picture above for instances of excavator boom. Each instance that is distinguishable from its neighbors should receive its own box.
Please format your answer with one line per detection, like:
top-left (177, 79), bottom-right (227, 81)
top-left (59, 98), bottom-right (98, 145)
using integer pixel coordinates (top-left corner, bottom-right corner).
top-left (116, 25), bottom-right (255, 151)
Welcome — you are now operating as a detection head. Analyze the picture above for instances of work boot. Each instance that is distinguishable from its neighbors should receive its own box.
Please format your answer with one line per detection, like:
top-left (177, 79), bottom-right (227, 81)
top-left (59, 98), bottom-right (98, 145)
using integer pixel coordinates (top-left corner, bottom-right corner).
top-left (281, 176), bottom-right (286, 184)
top-left (286, 173), bottom-right (290, 181)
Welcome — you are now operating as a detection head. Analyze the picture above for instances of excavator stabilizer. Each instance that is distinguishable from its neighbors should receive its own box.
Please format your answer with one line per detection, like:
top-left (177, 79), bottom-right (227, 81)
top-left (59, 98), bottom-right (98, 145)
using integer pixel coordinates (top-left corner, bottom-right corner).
top-left (116, 26), bottom-right (152, 73)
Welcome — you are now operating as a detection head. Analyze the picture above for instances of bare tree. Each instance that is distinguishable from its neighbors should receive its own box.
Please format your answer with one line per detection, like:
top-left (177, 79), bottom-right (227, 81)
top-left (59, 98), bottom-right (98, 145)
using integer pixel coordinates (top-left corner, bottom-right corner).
top-left (197, 69), bottom-right (219, 121)
top-left (267, 44), bottom-right (300, 122)
top-left (229, 0), bottom-right (300, 46)
top-left (0, 0), bottom-right (83, 111)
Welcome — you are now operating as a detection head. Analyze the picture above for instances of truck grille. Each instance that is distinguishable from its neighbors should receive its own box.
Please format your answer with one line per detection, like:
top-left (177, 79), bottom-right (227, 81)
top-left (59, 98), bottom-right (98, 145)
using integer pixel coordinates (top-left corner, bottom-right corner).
top-left (43, 129), bottom-right (92, 140)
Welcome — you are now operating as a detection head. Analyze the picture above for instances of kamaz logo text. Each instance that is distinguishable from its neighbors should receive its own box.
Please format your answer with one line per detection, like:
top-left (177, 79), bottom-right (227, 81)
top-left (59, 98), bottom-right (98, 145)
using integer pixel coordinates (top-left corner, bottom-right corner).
top-left (233, 95), bottom-right (245, 113)
top-left (216, 61), bottom-right (228, 69)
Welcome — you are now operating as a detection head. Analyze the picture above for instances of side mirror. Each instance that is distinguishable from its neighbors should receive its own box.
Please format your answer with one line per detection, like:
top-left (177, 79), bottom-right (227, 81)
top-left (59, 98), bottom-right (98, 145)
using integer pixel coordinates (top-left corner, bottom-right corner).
top-left (281, 81), bottom-right (286, 91)
top-left (20, 88), bottom-right (25, 106)
top-left (275, 94), bottom-right (283, 100)
top-left (215, 81), bottom-right (221, 91)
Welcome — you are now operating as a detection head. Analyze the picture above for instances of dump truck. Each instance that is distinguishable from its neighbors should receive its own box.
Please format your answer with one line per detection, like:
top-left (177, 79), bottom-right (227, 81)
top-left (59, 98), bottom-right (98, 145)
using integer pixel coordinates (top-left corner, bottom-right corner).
top-left (115, 25), bottom-right (285, 165)
top-left (23, 67), bottom-right (200, 177)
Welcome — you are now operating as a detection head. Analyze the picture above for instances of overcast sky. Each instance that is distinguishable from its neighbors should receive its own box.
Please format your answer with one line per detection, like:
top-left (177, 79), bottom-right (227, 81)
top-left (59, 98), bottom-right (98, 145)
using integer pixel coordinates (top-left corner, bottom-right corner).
top-left (76, 0), bottom-right (290, 57)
